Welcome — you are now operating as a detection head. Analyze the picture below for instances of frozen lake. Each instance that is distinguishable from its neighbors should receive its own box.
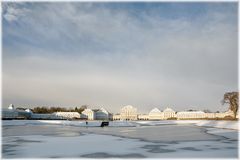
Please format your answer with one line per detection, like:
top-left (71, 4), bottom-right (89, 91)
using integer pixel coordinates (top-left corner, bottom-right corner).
top-left (2, 120), bottom-right (238, 158)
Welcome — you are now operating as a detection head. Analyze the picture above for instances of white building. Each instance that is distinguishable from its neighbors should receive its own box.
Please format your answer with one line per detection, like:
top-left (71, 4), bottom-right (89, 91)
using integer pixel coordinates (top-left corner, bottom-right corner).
top-left (205, 112), bottom-right (216, 119)
top-left (54, 112), bottom-right (80, 119)
top-left (163, 107), bottom-right (176, 119)
top-left (120, 105), bottom-right (138, 120)
top-left (108, 113), bottom-right (113, 120)
top-left (148, 108), bottom-right (163, 120)
top-left (81, 109), bottom-right (95, 120)
top-left (31, 113), bottom-right (56, 119)
top-left (176, 111), bottom-right (205, 119)
top-left (2, 108), bottom-right (18, 119)
top-left (204, 110), bottom-right (235, 119)
top-left (95, 108), bottom-right (109, 120)
top-left (138, 114), bottom-right (149, 120)
top-left (2, 104), bottom-right (31, 119)
top-left (215, 110), bottom-right (234, 118)
top-left (8, 104), bottom-right (15, 110)
top-left (25, 109), bottom-right (32, 113)
top-left (113, 114), bottom-right (121, 120)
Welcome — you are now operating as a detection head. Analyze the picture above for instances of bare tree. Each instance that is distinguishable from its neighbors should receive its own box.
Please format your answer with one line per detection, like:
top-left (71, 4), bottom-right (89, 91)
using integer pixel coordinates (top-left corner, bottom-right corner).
top-left (222, 92), bottom-right (239, 118)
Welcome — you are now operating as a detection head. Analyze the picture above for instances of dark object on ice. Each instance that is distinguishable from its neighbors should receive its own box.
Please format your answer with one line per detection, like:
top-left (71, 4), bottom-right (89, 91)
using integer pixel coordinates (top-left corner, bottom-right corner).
top-left (101, 121), bottom-right (109, 127)
top-left (86, 121), bottom-right (88, 125)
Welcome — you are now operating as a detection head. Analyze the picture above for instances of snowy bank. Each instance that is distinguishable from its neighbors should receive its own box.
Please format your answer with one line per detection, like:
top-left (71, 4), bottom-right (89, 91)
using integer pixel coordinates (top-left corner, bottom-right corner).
top-left (195, 120), bottom-right (239, 130)
top-left (135, 120), bottom-right (239, 130)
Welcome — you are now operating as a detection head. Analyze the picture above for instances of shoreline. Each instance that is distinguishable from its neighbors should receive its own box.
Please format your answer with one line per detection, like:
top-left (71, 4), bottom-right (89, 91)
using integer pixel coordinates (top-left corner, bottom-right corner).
top-left (2, 119), bottom-right (239, 130)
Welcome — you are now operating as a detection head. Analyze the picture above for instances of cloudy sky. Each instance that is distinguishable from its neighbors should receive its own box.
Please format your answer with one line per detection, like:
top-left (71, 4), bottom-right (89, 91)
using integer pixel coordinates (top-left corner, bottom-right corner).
top-left (2, 2), bottom-right (238, 113)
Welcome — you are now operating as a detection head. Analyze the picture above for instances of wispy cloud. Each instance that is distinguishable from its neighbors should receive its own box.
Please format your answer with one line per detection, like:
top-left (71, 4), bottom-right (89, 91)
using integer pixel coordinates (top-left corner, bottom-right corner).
top-left (2, 2), bottom-right (238, 112)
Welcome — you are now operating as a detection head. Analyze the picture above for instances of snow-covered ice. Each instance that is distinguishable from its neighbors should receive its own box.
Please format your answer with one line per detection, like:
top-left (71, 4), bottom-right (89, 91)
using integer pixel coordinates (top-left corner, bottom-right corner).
top-left (3, 120), bottom-right (238, 130)
top-left (2, 120), bottom-right (136, 127)
top-left (2, 120), bottom-right (239, 158)
top-left (135, 120), bottom-right (239, 130)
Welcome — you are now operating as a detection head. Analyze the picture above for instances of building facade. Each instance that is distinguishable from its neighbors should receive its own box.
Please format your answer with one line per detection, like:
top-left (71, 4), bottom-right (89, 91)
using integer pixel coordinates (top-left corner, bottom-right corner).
top-left (8, 104), bottom-right (15, 110)
top-left (2, 108), bottom-right (18, 119)
top-left (95, 108), bottom-right (109, 120)
top-left (31, 113), bottom-right (56, 119)
top-left (176, 111), bottom-right (205, 119)
top-left (2, 104), bottom-right (31, 119)
top-left (2, 103), bottom-right (237, 121)
top-left (81, 109), bottom-right (95, 120)
top-left (204, 112), bottom-right (216, 119)
top-left (138, 114), bottom-right (149, 120)
top-left (163, 107), bottom-right (176, 119)
top-left (215, 110), bottom-right (234, 118)
top-left (120, 105), bottom-right (138, 120)
top-left (148, 108), bottom-right (163, 120)
top-left (54, 112), bottom-right (81, 119)
top-left (113, 114), bottom-right (121, 120)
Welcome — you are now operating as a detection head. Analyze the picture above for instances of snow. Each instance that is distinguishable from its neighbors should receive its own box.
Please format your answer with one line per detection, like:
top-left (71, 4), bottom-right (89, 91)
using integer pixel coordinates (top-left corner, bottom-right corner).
top-left (195, 120), bottom-right (239, 130)
top-left (2, 120), bottom-right (238, 158)
top-left (135, 120), bottom-right (239, 130)
top-left (2, 120), bottom-right (136, 127)
top-left (205, 128), bottom-right (238, 139)
top-left (3, 134), bottom-right (150, 158)
top-left (3, 120), bottom-right (239, 130)
top-left (3, 131), bottom-right (238, 158)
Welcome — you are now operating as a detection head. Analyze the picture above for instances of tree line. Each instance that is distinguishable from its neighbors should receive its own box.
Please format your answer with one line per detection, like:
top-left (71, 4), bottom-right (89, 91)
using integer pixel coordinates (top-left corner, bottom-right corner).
top-left (17, 105), bottom-right (88, 114)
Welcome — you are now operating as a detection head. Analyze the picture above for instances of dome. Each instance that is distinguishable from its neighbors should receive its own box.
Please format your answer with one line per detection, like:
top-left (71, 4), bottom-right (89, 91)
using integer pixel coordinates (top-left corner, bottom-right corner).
top-left (82, 108), bottom-right (93, 113)
top-left (149, 108), bottom-right (161, 113)
top-left (121, 105), bottom-right (137, 112)
top-left (163, 107), bottom-right (175, 112)
top-left (97, 108), bottom-right (109, 114)
top-left (100, 107), bottom-right (107, 111)
top-left (25, 109), bottom-right (32, 113)
top-left (122, 105), bottom-right (134, 109)
top-left (8, 104), bottom-right (14, 110)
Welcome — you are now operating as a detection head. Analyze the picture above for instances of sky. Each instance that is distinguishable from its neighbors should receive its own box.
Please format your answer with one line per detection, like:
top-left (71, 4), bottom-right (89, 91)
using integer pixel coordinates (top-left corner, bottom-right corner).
top-left (2, 2), bottom-right (238, 113)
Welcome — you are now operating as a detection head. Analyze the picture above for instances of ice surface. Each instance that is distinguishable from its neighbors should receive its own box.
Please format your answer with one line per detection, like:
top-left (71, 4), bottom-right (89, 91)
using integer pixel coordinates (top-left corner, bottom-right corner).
top-left (2, 120), bottom-right (135, 127)
top-left (2, 120), bottom-right (239, 130)
top-left (2, 131), bottom-right (238, 158)
top-left (195, 120), bottom-right (239, 130)
top-left (2, 120), bottom-right (239, 158)
top-left (135, 120), bottom-right (239, 130)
